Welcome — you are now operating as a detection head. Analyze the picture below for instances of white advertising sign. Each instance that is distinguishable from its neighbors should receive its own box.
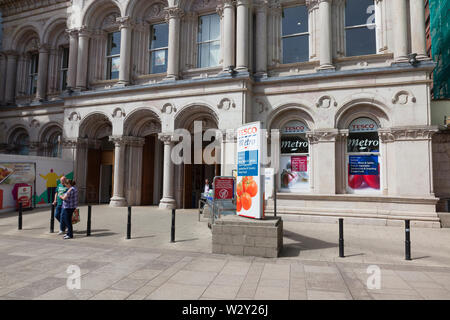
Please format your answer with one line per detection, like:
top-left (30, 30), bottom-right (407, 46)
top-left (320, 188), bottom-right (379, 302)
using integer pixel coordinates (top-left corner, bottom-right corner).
top-left (236, 122), bottom-right (265, 219)
top-left (264, 168), bottom-right (274, 201)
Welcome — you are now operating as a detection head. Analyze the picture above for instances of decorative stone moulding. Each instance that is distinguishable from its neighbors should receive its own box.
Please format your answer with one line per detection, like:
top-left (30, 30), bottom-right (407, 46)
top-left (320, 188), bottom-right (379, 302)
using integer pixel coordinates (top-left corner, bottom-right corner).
top-left (306, 129), bottom-right (339, 144)
top-left (217, 98), bottom-right (235, 111)
top-left (29, 119), bottom-right (40, 128)
top-left (316, 95), bottom-right (338, 108)
top-left (378, 127), bottom-right (439, 142)
top-left (68, 112), bottom-right (81, 122)
top-left (392, 90), bottom-right (417, 105)
top-left (161, 103), bottom-right (176, 114)
top-left (112, 107), bottom-right (126, 119)
top-left (255, 98), bottom-right (268, 114)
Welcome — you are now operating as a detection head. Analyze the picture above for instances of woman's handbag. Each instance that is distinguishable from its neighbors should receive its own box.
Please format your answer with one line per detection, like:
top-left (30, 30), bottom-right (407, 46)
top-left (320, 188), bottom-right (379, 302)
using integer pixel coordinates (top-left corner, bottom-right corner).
top-left (72, 208), bottom-right (80, 224)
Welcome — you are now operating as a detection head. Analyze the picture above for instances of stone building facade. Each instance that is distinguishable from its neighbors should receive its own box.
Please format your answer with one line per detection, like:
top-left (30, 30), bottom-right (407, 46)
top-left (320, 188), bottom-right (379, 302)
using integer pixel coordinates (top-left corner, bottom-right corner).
top-left (0, 0), bottom-right (443, 226)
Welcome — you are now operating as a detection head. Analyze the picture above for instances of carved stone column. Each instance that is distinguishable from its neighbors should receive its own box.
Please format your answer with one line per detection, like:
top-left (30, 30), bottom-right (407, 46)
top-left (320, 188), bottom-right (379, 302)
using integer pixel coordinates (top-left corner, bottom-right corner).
top-left (76, 27), bottom-right (91, 90)
top-left (165, 7), bottom-right (183, 80)
top-left (158, 133), bottom-right (176, 209)
top-left (254, 0), bottom-right (268, 76)
top-left (4, 51), bottom-right (18, 104)
top-left (117, 16), bottom-right (133, 85)
top-left (220, 0), bottom-right (235, 72)
top-left (410, 0), bottom-right (429, 60)
top-left (392, 0), bottom-right (408, 62)
top-left (318, 0), bottom-right (334, 70)
top-left (66, 29), bottom-right (78, 90)
top-left (36, 44), bottom-right (49, 101)
top-left (236, 0), bottom-right (250, 72)
top-left (109, 136), bottom-right (127, 207)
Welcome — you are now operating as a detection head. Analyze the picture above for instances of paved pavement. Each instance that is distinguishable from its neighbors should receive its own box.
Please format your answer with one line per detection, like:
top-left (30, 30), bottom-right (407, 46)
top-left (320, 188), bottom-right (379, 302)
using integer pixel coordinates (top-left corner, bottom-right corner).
top-left (1, 205), bottom-right (450, 300)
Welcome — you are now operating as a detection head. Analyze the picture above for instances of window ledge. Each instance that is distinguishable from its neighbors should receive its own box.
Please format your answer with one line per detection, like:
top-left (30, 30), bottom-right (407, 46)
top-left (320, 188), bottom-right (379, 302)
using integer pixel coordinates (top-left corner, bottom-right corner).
top-left (136, 73), bottom-right (167, 80)
top-left (268, 60), bottom-right (320, 71)
top-left (183, 66), bottom-right (222, 75)
top-left (334, 52), bottom-right (394, 63)
top-left (90, 79), bottom-right (119, 86)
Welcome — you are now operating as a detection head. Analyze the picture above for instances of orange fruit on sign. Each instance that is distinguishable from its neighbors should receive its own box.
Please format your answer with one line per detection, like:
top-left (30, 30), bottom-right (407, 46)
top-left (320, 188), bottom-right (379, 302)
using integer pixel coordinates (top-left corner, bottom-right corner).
top-left (236, 196), bottom-right (242, 212)
top-left (241, 192), bottom-right (252, 211)
top-left (244, 179), bottom-right (258, 197)
top-left (236, 182), bottom-right (243, 197)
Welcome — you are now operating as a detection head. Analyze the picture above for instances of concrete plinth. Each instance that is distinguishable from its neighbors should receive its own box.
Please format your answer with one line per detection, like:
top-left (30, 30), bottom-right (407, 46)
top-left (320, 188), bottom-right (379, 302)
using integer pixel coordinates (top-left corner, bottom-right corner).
top-left (212, 215), bottom-right (283, 258)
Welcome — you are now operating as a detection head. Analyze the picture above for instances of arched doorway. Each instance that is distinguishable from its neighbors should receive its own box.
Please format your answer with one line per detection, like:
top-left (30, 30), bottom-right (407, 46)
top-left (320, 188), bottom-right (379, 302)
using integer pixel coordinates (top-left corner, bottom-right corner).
top-left (175, 105), bottom-right (221, 209)
top-left (8, 127), bottom-right (30, 155)
top-left (123, 109), bottom-right (163, 206)
top-left (79, 113), bottom-right (113, 204)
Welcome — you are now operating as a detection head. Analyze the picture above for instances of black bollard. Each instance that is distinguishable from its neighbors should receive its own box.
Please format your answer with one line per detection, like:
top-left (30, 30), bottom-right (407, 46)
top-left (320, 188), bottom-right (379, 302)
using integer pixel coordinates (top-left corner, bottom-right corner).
top-left (171, 209), bottom-right (176, 243)
top-left (127, 206), bottom-right (131, 240)
top-left (273, 178), bottom-right (277, 218)
top-left (87, 205), bottom-right (92, 237)
top-left (339, 218), bottom-right (344, 258)
top-left (50, 204), bottom-right (55, 233)
top-left (18, 202), bottom-right (23, 230)
top-left (405, 220), bottom-right (411, 261)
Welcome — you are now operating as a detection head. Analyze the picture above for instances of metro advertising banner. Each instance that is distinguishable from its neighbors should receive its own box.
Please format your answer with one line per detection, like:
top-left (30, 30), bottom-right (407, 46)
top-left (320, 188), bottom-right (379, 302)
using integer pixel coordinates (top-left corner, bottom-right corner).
top-left (348, 155), bottom-right (380, 191)
top-left (236, 122), bottom-right (264, 219)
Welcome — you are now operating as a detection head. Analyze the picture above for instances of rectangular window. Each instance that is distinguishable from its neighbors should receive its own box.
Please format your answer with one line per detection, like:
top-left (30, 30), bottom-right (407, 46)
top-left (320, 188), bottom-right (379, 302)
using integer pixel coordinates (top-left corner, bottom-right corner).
top-left (149, 23), bottom-right (169, 74)
top-left (345, 0), bottom-right (376, 57)
top-left (197, 14), bottom-right (220, 68)
top-left (282, 6), bottom-right (309, 64)
top-left (60, 47), bottom-right (69, 91)
top-left (106, 31), bottom-right (121, 80)
top-left (29, 53), bottom-right (39, 95)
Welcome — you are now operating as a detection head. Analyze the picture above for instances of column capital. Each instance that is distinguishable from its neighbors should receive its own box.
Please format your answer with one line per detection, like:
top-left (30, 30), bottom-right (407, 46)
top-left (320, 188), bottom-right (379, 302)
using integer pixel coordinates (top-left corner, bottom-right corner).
top-left (254, 0), bottom-right (268, 12)
top-left (38, 44), bottom-right (50, 53)
top-left (77, 26), bottom-right (92, 38)
top-left (4, 50), bottom-right (18, 57)
top-left (236, 0), bottom-right (251, 6)
top-left (220, 0), bottom-right (235, 9)
top-left (158, 133), bottom-right (175, 144)
top-left (164, 6), bottom-right (184, 22)
top-left (66, 28), bottom-right (79, 37)
top-left (306, 129), bottom-right (339, 144)
top-left (116, 16), bottom-right (133, 29)
top-left (109, 136), bottom-right (126, 147)
top-left (306, 0), bottom-right (320, 11)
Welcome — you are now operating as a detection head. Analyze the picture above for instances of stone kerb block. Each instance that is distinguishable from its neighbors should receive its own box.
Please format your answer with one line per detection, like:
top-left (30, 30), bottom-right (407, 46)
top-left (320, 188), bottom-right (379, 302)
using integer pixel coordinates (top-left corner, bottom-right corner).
top-left (211, 215), bottom-right (283, 258)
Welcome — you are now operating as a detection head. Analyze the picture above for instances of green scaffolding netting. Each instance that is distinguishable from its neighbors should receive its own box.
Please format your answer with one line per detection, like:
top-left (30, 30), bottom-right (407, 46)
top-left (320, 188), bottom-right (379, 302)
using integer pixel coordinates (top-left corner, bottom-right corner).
top-left (430, 0), bottom-right (450, 99)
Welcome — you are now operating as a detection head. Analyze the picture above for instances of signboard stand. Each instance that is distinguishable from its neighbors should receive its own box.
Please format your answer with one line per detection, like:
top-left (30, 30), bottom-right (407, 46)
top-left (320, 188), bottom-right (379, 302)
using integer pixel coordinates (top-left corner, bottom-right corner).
top-left (210, 176), bottom-right (236, 226)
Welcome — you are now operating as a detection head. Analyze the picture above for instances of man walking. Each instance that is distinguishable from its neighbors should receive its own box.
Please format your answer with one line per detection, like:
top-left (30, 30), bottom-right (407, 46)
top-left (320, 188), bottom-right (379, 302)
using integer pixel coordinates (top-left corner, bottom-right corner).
top-left (53, 176), bottom-right (68, 235)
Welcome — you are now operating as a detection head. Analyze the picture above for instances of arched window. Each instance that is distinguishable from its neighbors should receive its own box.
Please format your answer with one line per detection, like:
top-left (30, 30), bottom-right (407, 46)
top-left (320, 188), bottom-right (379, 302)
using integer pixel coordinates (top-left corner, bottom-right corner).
top-left (8, 128), bottom-right (30, 155)
top-left (281, 5), bottom-right (309, 63)
top-left (280, 120), bottom-right (310, 192)
top-left (345, 0), bottom-right (376, 56)
top-left (28, 52), bottom-right (39, 95)
top-left (149, 23), bottom-right (169, 74)
top-left (346, 117), bottom-right (380, 193)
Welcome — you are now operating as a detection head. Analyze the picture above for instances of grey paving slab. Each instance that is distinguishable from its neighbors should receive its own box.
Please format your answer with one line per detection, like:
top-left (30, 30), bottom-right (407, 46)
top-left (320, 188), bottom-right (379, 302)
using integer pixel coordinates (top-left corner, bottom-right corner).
top-left (1, 206), bottom-right (450, 300)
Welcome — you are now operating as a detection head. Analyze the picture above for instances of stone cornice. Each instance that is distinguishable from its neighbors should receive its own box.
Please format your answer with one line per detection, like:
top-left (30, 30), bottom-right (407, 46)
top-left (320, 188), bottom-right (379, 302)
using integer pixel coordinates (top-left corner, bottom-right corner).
top-left (0, 0), bottom-right (68, 17)
top-left (307, 129), bottom-right (339, 143)
top-left (378, 126), bottom-right (439, 142)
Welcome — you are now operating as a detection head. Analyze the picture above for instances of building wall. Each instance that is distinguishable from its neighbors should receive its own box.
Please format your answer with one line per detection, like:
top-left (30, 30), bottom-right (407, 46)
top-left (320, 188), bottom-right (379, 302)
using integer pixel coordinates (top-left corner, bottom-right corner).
top-left (0, 0), bottom-right (442, 226)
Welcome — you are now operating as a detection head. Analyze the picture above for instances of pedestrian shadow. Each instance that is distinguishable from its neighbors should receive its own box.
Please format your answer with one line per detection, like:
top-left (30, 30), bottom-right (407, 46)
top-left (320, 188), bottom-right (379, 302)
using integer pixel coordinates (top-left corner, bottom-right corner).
top-left (280, 229), bottom-right (338, 257)
top-left (73, 229), bottom-right (109, 234)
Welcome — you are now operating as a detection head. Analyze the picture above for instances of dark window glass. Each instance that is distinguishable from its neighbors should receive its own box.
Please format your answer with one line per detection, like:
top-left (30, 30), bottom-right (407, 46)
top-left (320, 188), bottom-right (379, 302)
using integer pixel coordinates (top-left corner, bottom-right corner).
top-left (282, 35), bottom-right (309, 64)
top-left (282, 6), bottom-right (309, 63)
top-left (107, 32), bottom-right (121, 56)
top-left (150, 23), bottom-right (168, 74)
top-left (282, 6), bottom-right (308, 35)
top-left (345, 0), bottom-right (376, 56)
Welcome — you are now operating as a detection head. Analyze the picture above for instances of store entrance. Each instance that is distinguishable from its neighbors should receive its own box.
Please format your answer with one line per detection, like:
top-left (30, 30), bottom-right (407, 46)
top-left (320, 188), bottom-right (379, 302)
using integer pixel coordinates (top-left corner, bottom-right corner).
top-left (183, 163), bottom-right (220, 209)
top-left (141, 134), bottom-right (163, 205)
top-left (86, 137), bottom-right (114, 204)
